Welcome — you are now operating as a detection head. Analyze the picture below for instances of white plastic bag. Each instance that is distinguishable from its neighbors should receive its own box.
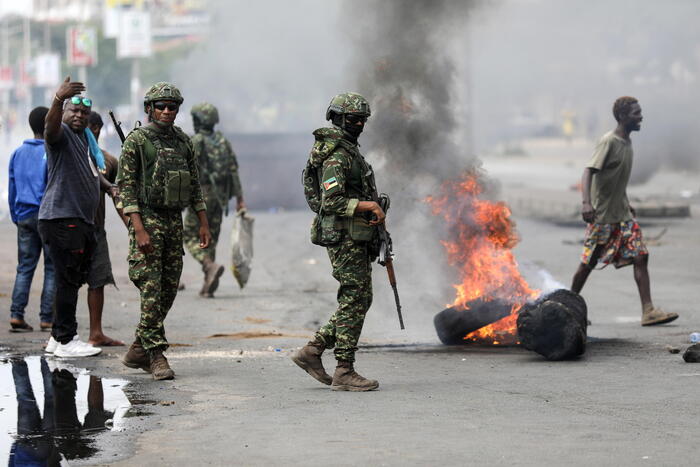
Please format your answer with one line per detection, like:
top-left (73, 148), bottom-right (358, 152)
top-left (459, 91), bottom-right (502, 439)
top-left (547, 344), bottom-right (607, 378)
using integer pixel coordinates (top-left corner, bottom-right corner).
top-left (230, 210), bottom-right (254, 289)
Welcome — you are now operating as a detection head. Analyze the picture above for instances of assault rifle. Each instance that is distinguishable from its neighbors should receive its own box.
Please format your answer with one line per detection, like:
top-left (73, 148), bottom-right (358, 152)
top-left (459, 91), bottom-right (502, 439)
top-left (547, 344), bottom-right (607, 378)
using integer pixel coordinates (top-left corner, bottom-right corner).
top-left (374, 193), bottom-right (405, 330)
top-left (109, 110), bottom-right (126, 145)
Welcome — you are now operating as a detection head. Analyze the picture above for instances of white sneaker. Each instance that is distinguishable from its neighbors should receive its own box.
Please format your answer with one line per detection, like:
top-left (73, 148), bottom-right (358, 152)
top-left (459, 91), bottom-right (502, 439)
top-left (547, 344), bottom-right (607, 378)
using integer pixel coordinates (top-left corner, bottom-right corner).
top-left (45, 336), bottom-right (58, 354)
top-left (54, 335), bottom-right (102, 358)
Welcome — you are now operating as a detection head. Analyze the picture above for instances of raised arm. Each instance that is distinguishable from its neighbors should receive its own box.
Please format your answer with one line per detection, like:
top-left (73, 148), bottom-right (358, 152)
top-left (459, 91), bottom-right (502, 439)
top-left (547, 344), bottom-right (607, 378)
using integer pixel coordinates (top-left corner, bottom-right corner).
top-left (45, 77), bottom-right (85, 145)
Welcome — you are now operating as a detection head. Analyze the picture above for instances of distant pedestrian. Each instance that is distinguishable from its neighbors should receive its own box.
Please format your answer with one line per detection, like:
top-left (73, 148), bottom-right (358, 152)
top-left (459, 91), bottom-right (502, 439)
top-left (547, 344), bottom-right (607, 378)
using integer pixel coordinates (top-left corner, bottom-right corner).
top-left (570, 96), bottom-right (679, 326)
top-left (8, 106), bottom-right (55, 333)
top-left (39, 76), bottom-right (115, 358)
top-left (184, 102), bottom-right (245, 297)
top-left (84, 111), bottom-right (127, 347)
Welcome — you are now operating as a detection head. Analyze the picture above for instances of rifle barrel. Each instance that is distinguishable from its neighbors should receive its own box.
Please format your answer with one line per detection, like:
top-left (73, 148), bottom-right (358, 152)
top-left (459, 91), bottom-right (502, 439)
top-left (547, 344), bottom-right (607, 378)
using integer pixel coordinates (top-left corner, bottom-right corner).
top-left (385, 260), bottom-right (405, 329)
top-left (109, 110), bottom-right (126, 144)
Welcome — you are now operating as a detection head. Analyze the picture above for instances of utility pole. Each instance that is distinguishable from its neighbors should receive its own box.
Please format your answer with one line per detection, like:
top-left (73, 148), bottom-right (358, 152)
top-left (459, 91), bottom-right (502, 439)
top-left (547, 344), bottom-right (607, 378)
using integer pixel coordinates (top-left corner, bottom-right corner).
top-left (1, 17), bottom-right (10, 117)
top-left (22, 16), bottom-right (31, 115)
top-left (130, 58), bottom-right (140, 122)
top-left (43, 15), bottom-right (52, 104)
top-left (78, 65), bottom-right (87, 88)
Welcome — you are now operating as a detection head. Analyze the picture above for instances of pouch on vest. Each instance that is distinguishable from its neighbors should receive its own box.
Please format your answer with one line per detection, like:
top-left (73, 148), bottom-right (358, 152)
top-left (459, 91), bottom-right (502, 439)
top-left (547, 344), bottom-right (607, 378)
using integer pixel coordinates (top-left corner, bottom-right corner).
top-left (348, 216), bottom-right (376, 242)
top-left (310, 215), bottom-right (323, 245)
top-left (145, 146), bottom-right (192, 209)
top-left (310, 214), bottom-right (342, 246)
top-left (302, 160), bottom-right (321, 214)
top-left (165, 170), bottom-right (191, 207)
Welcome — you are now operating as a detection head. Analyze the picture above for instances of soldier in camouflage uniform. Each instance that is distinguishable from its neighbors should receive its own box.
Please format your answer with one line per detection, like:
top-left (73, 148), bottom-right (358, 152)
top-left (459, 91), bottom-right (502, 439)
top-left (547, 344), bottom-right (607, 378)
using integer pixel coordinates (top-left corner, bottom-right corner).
top-left (292, 92), bottom-right (385, 391)
top-left (118, 82), bottom-right (212, 380)
top-left (183, 103), bottom-right (244, 297)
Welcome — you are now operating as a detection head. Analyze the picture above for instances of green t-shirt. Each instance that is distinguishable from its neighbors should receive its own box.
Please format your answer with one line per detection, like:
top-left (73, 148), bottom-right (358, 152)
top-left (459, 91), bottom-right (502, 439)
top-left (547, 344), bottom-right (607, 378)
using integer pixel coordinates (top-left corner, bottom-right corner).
top-left (587, 131), bottom-right (633, 224)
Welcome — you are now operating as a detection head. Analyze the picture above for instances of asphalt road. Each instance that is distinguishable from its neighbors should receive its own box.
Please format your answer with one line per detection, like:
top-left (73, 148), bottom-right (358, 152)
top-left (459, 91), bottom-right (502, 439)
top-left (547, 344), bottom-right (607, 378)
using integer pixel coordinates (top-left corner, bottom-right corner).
top-left (1, 173), bottom-right (698, 466)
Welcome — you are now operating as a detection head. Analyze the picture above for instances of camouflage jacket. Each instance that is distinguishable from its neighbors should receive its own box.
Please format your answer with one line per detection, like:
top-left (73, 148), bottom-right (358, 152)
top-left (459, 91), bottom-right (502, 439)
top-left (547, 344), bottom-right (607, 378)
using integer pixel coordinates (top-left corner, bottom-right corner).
top-left (116, 124), bottom-right (206, 214)
top-left (191, 129), bottom-right (242, 203)
top-left (316, 127), bottom-right (375, 217)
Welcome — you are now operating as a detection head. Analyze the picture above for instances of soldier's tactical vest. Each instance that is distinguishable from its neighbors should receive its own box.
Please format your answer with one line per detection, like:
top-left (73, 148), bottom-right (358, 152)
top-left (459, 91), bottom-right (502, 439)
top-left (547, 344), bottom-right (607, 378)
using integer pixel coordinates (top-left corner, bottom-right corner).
top-left (133, 126), bottom-right (192, 210)
top-left (303, 127), bottom-right (376, 246)
top-left (194, 131), bottom-right (228, 184)
top-left (194, 130), bottom-right (235, 203)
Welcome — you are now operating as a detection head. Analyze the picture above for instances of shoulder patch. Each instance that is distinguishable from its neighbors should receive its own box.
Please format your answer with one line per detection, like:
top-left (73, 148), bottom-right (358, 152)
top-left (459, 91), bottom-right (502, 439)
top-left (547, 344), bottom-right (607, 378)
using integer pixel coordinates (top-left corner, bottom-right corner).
top-left (323, 176), bottom-right (338, 191)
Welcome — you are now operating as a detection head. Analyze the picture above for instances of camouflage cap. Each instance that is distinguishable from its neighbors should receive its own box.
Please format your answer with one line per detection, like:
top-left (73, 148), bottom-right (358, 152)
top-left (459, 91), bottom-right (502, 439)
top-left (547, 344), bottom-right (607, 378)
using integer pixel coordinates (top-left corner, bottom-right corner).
top-left (191, 102), bottom-right (219, 126)
top-left (143, 82), bottom-right (184, 108)
top-left (325, 92), bottom-right (371, 121)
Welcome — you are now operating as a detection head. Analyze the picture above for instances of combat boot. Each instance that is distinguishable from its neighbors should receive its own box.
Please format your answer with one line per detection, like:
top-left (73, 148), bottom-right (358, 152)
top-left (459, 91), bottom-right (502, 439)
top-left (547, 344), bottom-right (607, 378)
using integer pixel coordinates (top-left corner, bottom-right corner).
top-left (331, 361), bottom-right (379, 392)
top-left (121, 339), bottom-right (151, 373)
top-left (641, 305), bottom-right (679, 326)
top-left (291, 340), bottom-right (332, 385)
top-left (201, 258), bottom-right (224, 297)
top-left (149, 349), bottom-right (175, 380)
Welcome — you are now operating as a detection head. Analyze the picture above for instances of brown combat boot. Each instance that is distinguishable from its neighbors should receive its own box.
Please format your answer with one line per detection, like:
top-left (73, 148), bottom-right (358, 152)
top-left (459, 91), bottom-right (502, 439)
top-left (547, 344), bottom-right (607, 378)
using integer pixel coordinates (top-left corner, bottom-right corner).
top-left (641, 304), bottom-right (679, 326)
top-left (121, 339), bottom-right (151, 373)
top-left (201, 258), bottom-right (224, 297)
top-left (331, 361), bottom-right (379, 392)
top-left (291, 340), bottom-right (332, 385)
top-left (149, 349), bottom-right (175, 380)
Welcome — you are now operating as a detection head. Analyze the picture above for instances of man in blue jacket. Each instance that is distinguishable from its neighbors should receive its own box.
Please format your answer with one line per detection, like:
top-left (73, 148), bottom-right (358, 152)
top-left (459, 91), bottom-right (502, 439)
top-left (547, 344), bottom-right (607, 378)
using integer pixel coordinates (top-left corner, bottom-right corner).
top-left (8, 106), bottom-right (55, 332)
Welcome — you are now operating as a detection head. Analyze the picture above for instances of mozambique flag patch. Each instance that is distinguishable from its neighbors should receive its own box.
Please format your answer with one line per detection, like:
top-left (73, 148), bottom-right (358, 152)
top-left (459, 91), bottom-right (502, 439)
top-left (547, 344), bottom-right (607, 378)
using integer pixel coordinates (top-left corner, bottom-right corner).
top-left (323, 177), bottom-right (338, 191)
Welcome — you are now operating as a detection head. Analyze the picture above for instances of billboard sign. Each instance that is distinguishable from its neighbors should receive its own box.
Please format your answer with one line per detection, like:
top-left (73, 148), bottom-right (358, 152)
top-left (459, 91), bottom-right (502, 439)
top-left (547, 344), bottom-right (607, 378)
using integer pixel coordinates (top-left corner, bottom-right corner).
top-left (67, 27), bottom-right (98, 66)
top-left (33, 54), bottom-right (61, 87)
top-left (118, 10), bottom-right (152, 58)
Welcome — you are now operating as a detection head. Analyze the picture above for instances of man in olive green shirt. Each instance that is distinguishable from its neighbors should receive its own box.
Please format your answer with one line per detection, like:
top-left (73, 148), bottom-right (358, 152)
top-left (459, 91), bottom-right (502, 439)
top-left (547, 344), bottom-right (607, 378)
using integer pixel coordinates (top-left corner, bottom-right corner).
top-left (570, 96), bottom-right (678, 326)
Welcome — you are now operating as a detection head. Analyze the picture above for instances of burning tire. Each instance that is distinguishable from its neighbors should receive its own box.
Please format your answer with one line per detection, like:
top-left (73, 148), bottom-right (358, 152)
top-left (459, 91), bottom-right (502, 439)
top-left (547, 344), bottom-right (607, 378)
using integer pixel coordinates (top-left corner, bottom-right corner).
top-left (433, 298), bottom-right (513, 345)
top-left (516, 289), bottom-right (588, 361)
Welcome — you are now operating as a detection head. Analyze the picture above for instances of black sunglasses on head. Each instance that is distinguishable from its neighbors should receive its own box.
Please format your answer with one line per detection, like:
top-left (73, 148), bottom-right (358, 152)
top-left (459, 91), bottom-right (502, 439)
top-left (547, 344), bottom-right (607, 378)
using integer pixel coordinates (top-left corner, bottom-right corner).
top-left (153, 102), bottom-right (179, 111)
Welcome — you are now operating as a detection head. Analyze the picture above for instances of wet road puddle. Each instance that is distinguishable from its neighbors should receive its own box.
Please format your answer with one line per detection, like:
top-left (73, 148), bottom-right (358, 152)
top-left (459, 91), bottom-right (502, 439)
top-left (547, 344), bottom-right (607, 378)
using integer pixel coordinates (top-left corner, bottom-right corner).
top-left (0, 355), bottom-right (130, 465)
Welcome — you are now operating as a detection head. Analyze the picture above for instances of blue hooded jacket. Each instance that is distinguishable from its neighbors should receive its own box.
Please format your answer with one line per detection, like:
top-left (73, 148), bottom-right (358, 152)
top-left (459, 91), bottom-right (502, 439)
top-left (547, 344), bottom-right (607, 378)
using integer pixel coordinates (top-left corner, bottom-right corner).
top-left (8, 139), bottom-right (48, 223)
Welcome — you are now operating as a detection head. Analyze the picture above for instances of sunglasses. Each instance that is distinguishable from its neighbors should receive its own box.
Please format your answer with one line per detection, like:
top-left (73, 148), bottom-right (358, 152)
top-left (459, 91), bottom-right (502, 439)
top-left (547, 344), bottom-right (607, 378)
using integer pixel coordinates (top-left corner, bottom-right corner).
top-left (70, 96), bottom-right (92, 107)
top-left (346, 115), bottom-right (367, 124)
top-left (153, 102), bottom-right (180, 111)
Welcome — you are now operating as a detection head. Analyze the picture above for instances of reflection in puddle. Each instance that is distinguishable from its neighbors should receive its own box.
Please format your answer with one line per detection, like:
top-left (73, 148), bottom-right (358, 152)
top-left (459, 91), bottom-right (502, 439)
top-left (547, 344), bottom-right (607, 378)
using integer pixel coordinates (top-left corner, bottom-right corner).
top-left (0, 356), bottom-right (130, 465)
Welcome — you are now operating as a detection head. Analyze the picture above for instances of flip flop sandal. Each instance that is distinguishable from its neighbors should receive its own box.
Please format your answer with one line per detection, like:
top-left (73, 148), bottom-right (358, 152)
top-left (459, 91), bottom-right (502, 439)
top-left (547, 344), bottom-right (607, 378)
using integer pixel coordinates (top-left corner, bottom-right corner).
top-left (93, 339), bottom-right (125, 347)
top-left (9, 321), bottom-right (34, 333)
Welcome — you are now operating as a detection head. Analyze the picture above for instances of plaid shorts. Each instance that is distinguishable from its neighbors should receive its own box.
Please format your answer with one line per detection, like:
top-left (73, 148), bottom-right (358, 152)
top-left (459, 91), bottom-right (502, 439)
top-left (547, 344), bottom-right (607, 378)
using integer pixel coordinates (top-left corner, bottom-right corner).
top-left (581, 220), bottom-right (648, 269)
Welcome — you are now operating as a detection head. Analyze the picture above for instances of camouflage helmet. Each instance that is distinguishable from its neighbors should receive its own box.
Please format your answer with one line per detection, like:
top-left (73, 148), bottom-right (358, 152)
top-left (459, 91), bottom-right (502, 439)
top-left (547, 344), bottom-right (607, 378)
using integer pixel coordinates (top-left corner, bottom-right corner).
top-left (143, 82), bottom-right (184, 110)
top-left (325, 92), bottom-right (371, 121)
top-left (191, 102), bottom-right (219, 127)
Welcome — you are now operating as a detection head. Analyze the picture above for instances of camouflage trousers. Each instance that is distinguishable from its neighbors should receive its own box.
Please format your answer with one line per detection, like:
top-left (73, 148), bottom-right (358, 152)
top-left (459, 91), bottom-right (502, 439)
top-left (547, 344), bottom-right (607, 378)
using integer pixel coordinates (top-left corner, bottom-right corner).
top-left (128, 207), bottom-right (184, 351)
top-left (184, 195), bottom-right (222, 264)
top-left (315, 235), bottom-right (373, 362)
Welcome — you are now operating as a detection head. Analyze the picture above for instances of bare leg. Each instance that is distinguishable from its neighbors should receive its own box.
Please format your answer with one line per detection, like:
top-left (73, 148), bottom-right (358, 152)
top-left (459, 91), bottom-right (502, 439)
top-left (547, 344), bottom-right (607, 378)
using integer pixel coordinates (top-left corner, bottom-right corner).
top-left (88, 287), bottom-right (124, 346)
top-left (570, 245), bottom-right (604, 294)
top-left (632, 254), bottom-right (652, 308)
top-left (571, 263), bottom-right (593, 294)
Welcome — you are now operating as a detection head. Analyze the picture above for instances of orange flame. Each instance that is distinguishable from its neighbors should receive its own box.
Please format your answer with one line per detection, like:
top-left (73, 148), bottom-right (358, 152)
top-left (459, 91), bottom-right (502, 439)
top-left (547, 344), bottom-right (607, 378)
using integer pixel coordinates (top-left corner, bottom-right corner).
top-left (427, 169), bottom-right (539, 344)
